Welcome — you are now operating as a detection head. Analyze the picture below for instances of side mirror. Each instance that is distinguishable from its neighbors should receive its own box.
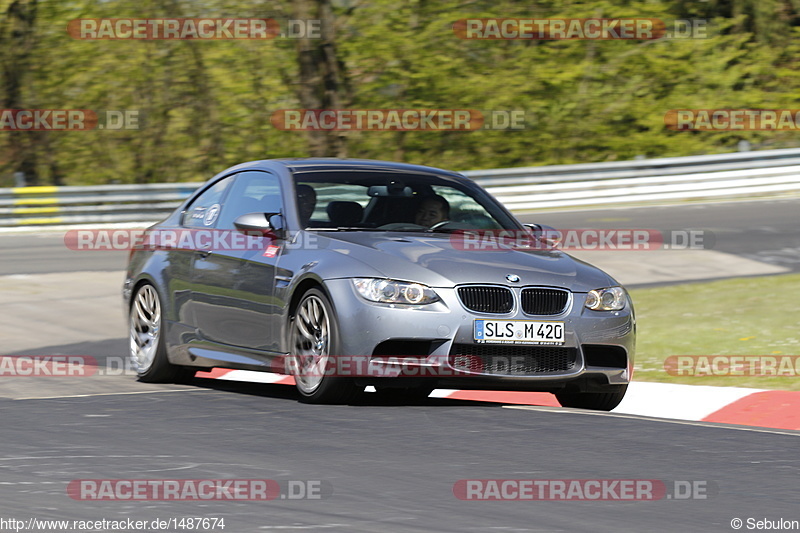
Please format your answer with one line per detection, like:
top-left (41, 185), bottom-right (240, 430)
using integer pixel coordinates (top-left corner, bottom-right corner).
top-left (524, 223), bottom-right (561, 248)
top-left (234, 212), bottom-right (284, 240)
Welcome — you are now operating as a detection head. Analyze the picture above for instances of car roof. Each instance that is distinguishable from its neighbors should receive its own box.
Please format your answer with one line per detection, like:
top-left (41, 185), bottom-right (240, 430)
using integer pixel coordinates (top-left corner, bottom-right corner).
top-left (266, 158), bottom-right (466, 178)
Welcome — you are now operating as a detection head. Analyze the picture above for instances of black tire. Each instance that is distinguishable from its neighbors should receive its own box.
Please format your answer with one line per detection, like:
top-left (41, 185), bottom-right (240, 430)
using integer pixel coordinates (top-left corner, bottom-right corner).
top-left (129, 283), bottom-right (193, 383)
top-left (289, 288), bottom-right (361, 404)
top-left (555, 385), bottom-right (628, 411)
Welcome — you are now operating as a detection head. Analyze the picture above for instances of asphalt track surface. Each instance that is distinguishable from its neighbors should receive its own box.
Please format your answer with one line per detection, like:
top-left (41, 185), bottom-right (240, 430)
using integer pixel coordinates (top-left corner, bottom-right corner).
top-left (526, 197), bottom-right (800, 276)
top-left (2, 385), bottom-right (798, 532)
top-left (1, 198), bottom-right (799, 532)
top-left (1, 197), bottom-right (799, 276)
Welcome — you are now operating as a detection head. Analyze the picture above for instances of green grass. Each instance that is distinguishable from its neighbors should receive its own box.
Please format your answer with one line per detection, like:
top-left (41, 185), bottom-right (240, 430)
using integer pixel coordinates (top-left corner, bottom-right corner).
top-left (629, 273), bottom-right (800, 390)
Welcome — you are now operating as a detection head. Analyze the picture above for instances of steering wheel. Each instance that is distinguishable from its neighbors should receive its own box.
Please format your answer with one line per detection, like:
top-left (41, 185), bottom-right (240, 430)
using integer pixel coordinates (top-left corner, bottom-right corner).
top-left (429, 220), bottom-right (450, 230)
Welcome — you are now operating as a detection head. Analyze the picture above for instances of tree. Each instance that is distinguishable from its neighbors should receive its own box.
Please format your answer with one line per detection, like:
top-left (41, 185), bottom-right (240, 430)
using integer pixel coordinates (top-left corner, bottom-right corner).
top-left (290, 0), bottom-right (348, 157)
top-left (0, 0), bottom-right (40, 184)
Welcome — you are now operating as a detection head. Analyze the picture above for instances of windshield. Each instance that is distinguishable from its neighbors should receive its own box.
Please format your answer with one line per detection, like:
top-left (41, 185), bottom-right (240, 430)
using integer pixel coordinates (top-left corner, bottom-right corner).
top-left (292, 170), bottom-right (520, 232)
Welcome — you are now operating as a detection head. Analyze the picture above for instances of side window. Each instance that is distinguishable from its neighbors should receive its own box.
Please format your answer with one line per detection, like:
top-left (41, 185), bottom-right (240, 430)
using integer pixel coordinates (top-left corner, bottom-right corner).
top-left (215, 171), bottom-right (282, 229)
top-left (182, 177), bottom-right (231, 228)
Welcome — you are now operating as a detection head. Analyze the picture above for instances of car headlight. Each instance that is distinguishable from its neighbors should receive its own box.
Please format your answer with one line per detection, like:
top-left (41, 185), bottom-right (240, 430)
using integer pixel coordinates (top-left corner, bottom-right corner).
top-left (585, 286), bottom-right (627, 311)
top-left (352, 278), bottom-right (440, 305)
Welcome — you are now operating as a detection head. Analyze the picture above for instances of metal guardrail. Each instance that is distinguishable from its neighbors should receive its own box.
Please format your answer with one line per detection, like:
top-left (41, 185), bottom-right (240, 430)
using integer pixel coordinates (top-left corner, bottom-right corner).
top-left (0, 183), bottom-right (202, 227)
top-left (467, 147), bottom-right (800, 212)
top-left (3, 148), bottom-right (800, 227)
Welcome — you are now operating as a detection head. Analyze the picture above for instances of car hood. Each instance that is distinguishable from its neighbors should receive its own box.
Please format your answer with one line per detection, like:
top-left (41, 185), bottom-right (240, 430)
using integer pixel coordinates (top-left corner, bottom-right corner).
top-left (318, 232), bottom-right (618, 292)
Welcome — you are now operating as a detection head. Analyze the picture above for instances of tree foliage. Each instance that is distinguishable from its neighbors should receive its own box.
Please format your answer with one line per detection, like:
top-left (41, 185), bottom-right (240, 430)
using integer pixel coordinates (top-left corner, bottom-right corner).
top-left (1, 0), bottom-right (799, 184)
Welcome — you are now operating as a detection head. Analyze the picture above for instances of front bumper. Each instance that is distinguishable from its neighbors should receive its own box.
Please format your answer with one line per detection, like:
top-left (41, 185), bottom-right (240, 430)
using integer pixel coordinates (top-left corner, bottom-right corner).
top-left (323, 279), bottom-right (635, 393)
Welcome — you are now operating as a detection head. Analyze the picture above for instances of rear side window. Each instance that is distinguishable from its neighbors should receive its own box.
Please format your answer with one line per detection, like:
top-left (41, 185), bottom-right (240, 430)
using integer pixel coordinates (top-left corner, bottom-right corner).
top-left (182, 177), bottom-right (231, 228)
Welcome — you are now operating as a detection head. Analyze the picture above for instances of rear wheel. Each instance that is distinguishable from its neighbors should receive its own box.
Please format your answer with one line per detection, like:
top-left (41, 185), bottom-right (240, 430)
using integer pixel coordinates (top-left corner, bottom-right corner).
top-left (289, 288), bottom-right (361, 404)
top-left (129, 283), bottom-right (192, 383)
top-left (555, 385), bottom-right (627, 411)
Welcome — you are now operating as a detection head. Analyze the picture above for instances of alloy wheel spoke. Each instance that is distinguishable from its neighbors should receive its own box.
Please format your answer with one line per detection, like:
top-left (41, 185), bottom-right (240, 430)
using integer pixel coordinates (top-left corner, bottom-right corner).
top-left (295, 312), bottom-right (316, 344)
top-left (135, 297), bottom-right (149, 323)
top-left (311, 299), bottom-right (322, 327)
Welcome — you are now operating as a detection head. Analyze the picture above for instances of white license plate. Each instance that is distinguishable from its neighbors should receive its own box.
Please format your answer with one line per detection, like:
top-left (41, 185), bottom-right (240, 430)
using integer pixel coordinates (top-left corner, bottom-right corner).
top-left (473, 320), bottom-right (565, 345)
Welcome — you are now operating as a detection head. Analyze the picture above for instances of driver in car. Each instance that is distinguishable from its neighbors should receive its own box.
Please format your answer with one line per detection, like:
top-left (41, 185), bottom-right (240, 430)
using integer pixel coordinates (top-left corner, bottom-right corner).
top-left (414, 194), bottom-right (450, 227)
top-left (296, 184), bottom-right (317, 227)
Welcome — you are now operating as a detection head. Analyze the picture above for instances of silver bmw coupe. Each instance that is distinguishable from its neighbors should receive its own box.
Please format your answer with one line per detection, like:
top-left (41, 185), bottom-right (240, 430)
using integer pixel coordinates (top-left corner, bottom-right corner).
top-left (124, 159), bottom-right (634, 410)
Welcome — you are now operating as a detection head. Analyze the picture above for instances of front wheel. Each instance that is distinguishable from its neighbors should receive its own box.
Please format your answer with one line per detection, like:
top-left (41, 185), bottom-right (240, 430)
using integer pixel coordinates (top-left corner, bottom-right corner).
top-left (129, 283), bottom-right (192, 383)
top-left (289, 288), bottom-right (361, 404)
top-left (555, 385), bottom-right (628, 412)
